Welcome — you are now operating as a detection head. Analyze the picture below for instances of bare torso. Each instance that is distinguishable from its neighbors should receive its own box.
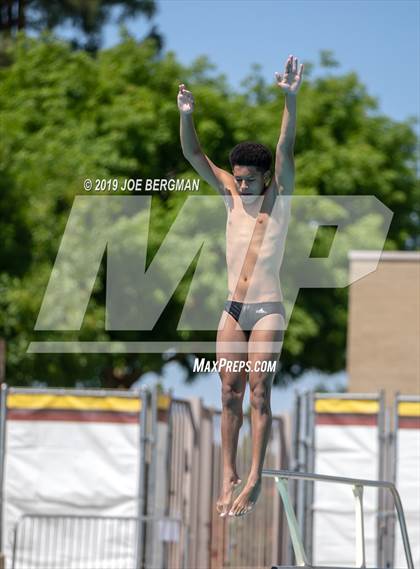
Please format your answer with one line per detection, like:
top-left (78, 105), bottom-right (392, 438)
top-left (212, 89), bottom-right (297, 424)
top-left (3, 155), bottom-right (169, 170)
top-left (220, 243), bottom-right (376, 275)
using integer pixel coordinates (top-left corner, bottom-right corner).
top-left (223, 182), bottom-right (291, 303)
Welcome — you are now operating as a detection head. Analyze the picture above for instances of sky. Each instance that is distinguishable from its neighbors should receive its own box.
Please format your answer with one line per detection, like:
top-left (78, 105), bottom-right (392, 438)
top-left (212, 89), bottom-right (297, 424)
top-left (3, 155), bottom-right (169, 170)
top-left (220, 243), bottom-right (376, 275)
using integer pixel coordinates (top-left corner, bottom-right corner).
top-left (103, 0), bottom-right (420, 124)
top-left (99, 0), bottom-right (418, 411)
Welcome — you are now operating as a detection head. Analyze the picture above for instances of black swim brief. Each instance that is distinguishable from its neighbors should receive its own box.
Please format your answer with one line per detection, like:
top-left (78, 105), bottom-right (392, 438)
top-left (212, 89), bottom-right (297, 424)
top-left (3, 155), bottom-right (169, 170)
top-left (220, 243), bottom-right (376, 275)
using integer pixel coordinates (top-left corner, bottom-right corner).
top-left (224, 300), bottom-right (286, 340)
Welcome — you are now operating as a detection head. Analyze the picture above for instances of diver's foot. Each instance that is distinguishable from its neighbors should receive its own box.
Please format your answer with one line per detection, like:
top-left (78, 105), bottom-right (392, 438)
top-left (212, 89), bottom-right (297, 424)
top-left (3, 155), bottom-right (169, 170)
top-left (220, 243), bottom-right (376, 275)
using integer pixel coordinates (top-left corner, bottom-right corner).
top-left (228, 476), bottom-right (261, 517)
top-left (216, 474), bottom-right (242, 518)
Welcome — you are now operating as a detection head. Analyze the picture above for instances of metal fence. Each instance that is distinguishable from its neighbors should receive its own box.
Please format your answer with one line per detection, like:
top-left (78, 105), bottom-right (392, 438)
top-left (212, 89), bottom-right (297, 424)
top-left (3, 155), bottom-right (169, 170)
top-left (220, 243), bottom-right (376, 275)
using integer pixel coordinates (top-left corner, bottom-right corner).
top-left (290, 390), bottom-right (418, 569)
top-left (11, 514), bottom-right (189, 569)
top-left (12, 515), bottom-right (138, 569)
top-left (1, 385), bottom-right (414, 568)
top-left (1, 386), bottom-right (291, 568)
top-left (164, 399), bottom-right (197, 569)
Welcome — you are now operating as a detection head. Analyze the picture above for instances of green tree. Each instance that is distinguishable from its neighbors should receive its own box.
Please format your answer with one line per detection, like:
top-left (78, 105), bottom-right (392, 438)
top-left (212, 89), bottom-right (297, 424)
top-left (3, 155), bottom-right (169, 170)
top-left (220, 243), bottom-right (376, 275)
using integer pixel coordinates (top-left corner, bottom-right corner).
top-left (0, 35), bottom-right (418, 387)
top-left (0, 0), bottom-right (158, 51)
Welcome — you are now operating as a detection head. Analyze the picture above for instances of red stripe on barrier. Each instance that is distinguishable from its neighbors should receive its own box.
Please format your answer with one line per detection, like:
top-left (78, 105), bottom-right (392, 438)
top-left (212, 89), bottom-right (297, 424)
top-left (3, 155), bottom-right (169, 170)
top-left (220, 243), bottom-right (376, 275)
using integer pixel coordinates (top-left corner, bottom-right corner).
top-left (7, 409), bottom-right (139, 423)
top-left (398, 417), bottom-right (420, 429)
top-left (316, 413), bottom-right (378, 426)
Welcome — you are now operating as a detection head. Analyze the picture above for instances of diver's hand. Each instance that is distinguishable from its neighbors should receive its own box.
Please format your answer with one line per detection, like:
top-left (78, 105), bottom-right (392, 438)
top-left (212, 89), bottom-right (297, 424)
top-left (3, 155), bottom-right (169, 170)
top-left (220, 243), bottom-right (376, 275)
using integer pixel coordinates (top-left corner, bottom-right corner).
top-left (177, 84), bottom-right (195, 114)
top-left (275, 55), bottom-right (304, 95)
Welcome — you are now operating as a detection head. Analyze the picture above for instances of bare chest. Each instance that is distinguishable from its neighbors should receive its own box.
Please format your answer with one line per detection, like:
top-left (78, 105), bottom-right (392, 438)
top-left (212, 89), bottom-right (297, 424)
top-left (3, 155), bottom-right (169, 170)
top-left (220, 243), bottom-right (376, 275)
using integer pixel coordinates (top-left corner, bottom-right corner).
top-left (225, 196), bottom-right (289, 262)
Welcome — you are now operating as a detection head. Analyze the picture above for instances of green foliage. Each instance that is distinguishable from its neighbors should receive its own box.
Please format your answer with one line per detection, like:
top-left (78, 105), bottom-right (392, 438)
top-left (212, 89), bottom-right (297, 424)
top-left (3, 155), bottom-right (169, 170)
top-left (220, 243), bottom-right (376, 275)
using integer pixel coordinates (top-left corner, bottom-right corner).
top-left (1, 0), bottom-right (157, 51)
top-left (319, 49), bottom-right (339, 68)
top-left (0, 35), bottom-right (418, 387)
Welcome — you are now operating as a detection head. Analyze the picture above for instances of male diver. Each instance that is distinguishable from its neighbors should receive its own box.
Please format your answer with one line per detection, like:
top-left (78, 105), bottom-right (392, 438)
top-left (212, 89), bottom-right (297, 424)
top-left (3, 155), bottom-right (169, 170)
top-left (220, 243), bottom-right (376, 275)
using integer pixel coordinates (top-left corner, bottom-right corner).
top-left (177, 55), bottom-right (304, 517)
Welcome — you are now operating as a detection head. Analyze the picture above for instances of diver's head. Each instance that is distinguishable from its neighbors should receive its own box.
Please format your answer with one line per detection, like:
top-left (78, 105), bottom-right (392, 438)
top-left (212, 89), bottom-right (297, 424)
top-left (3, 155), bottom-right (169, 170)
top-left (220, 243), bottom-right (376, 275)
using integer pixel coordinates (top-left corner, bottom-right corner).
top-left (229, 142), bottom-right (272, 203)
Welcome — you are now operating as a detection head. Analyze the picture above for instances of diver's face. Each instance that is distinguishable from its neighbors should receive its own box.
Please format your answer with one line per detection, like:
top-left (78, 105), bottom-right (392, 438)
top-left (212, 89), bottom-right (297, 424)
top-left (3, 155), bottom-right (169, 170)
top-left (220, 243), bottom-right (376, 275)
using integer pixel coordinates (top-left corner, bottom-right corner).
top-left (233, 165), bottom-right (269, 203)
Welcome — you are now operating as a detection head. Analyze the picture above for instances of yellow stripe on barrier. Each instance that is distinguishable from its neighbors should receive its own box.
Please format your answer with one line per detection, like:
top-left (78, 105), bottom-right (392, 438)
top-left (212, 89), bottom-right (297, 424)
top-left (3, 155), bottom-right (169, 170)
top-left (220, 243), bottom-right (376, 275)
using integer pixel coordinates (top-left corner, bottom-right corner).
top-left (7, 393), bottom-right (171, 412)
top-left (398, 401), bottom-right (420, 417)
top-left (315, 399), bottom-right (379, 414)
top-left (8, 394), bottom-right (141, 412)
top-left (157, 394), bottom-right (171, 410)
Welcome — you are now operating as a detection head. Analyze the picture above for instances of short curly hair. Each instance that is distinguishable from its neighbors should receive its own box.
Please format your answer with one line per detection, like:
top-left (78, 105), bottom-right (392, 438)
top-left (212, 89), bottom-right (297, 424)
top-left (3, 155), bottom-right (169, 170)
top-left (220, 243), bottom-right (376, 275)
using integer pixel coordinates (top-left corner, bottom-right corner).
top-left (229, 141), bottom-right (272, 173)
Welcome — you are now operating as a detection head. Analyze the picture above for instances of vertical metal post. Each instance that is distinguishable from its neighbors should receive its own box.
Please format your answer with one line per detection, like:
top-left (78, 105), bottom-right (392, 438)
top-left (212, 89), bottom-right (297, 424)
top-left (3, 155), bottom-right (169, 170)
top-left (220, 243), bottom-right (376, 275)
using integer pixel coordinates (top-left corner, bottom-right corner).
top-left (380, 400), bottom-right (391, 569)
top-left (377, 390), bottom-right (386, 568)
top-left (391, 484), bottom-right (414, 569)
top-left (388, 392), bottom-right (400, 569)
top-left (11, 522), bottom-right (18, 569)
top-left (289, 391), bottom-right (301, 566)
top-left (136, 389), bottom-right (148, 569)
top-left (147, 385), bottom-right (158, 568)
top-left (275, 476), bottom-right (309, 567)
top-left (352, 484), bottom-right (366, 568)
top-left (296, 391), bottom-right (307, 555)
top-left (305, 390), bottom-right (315, 562)
top-left (300, 390), bottom-right (312, 553)
top-left (0, 383), bottom-right (8, 553)
top-left (291, 390), bottom-right (301, 473)
top-left (184, 523), bottom-right (190, 569)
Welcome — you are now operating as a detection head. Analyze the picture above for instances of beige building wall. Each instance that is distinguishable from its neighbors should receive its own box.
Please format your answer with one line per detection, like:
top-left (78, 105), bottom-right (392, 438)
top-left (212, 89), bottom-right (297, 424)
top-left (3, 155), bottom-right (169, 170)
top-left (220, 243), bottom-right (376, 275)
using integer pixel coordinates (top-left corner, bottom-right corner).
top-left (347, 251), bottom-right (420, 403)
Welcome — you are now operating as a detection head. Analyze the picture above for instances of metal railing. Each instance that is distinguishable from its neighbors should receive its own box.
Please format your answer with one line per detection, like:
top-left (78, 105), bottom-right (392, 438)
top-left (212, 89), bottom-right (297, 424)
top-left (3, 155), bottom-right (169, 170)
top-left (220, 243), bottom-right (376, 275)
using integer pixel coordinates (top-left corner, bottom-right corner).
top-left (12, 515), bottom-right (138, 569)
top-left (11, 514), bottom-right (188, 569)
top-left (262, 469), bottom-right (414, 569)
